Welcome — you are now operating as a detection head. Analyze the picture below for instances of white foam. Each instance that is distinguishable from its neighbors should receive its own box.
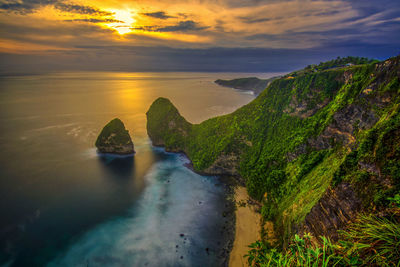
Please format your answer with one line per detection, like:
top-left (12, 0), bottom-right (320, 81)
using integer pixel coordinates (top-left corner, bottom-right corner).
top-left (47, 153), bottom-right (223, 266)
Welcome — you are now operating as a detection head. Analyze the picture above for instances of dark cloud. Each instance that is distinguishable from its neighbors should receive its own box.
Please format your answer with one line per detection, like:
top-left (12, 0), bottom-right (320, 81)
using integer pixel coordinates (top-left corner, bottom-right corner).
top-left (141, 11), bottom-right (174, 19)
top-left (0, 0), bottom-right (58, 14)
top-left (238, 16), bottom-right (272, 24)
top-left (177, 13), bottom-right (188, 18)
top-left (0, 20), bottom-right (114, 49)
top-left (218, 0), bottom-right (273, 8)
top-left (134, 20), bottom-right (208, 32)
top-left (64, 18), bottom-right (122, 23)
top-left (0, 2), bottom-right (29, 13)
top-left (54, 3), bottom-right (112, 16)
top-left (0, 0), bottom-right (399, 74)
top-left (0, 0), bottom-right (112, 16)
top-left (156, 20), bottom-right (209, 32)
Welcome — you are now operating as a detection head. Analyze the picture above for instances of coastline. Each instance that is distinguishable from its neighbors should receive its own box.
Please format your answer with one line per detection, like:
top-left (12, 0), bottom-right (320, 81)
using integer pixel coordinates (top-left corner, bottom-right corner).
top-left (229, 186), bottom-right (262, 267)
top-left (153, 145), bottom-right (261, 266)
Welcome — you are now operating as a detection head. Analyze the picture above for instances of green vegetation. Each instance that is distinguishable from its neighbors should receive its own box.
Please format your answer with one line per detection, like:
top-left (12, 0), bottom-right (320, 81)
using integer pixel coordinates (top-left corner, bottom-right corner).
top-left (146, 56), bottom-right (400, 260)
top-left (95, 118), bottom-right (134, 154)
top-left (146, 98), bottom-right (191, 151)
top-left (246, 212), bottom-right (400, 266)
top-left (286, 56), bottom-right (379, 78)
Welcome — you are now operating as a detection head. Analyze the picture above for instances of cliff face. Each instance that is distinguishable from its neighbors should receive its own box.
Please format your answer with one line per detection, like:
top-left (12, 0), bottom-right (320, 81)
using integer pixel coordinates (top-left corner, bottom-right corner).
top-left (299, 183), bottom-right (361, 241)
top-left (95, 118), bottom-right (135, 154)
top-left (146, 56), bottom-right (400, 243)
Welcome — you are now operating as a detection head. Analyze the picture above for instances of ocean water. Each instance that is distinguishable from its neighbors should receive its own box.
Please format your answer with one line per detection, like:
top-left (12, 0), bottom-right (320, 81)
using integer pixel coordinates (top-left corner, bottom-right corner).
top-left (0, 71), bottom-right (275, 266)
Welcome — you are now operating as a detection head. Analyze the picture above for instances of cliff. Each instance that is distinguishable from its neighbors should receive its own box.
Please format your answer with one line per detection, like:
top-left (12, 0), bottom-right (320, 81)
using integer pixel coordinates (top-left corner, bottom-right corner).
top-left (95, 118), bottom-right (135, 154)
top-left (146, 56), bottom-right (400, 246)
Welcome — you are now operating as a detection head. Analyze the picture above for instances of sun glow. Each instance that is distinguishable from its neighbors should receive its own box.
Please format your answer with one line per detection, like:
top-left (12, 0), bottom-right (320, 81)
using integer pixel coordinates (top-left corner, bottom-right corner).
top-left (107, 9), bottom-right (135, 35)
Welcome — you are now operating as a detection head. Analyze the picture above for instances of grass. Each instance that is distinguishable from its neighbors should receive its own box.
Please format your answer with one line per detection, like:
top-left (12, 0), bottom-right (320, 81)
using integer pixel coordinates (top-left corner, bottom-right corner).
top-left (246, 212), bottom-right (400, 266)
top-left (95, 118), bottom-right (132, 147)
top-left (339, 214), bottom-right (400, 266)
top-left (275, 150), bottom-right (346, 244)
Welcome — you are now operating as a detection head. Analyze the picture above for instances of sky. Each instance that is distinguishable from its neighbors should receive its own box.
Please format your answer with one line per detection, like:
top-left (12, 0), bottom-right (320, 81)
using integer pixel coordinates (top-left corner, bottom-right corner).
top-left (0, 0), bottom-right (399, 73)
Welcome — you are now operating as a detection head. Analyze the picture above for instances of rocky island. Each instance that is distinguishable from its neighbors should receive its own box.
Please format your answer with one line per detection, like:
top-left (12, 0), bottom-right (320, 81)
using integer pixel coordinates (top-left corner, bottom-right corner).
top-left (147, 56), bottom-right (400, 265)
top-left (95, 118), bottom-right (135, 155)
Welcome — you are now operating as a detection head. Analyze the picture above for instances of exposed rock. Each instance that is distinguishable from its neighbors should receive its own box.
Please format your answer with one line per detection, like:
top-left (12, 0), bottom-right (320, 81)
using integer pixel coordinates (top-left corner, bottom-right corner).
top-left (95, 118), bottom-right (135, 155)
top-left (203, 153), bottom-right (240, 176)
top-left (309, 104), bottom-right (379, 151)
top-left (286, 144), bottom-right (307, 162)
top-left (299, 183), bottom-right (362, 241)
top-left (284, 93), bottom-right (330, 119)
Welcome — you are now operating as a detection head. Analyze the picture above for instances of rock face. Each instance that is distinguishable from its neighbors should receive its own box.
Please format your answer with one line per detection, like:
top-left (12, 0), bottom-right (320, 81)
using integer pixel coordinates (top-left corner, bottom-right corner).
top-left (95, 118), bottom-right (135, 155)
top-left (299, 183), bottom-right (362, 241)
top-left (203, 152), bottom-right (240, 176)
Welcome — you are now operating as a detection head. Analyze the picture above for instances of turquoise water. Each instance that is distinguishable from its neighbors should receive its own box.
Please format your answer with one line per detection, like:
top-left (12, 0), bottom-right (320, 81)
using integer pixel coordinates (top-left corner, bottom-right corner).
top-left (0, 72), bottom-right (270, 266)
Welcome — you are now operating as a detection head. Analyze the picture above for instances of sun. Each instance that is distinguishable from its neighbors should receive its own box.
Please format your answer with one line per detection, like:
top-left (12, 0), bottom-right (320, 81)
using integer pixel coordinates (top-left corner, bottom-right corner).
top-left (107, 9), bottom-right (135, 35)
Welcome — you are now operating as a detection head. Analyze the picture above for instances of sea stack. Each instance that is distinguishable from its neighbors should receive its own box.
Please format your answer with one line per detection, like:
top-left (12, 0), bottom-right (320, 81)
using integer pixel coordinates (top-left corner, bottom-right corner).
top-left (95, 118), bottom-right (135, 155)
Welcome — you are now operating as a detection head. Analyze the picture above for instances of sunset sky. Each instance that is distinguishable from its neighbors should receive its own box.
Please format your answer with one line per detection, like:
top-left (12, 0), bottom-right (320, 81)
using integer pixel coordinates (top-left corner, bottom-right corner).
top-left (0, 0), bottom-right (399, 72)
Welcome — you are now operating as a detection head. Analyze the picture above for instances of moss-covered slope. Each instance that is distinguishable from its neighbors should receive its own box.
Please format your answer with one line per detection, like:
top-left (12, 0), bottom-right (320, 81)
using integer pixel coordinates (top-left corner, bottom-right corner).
top-left (95, 118), bottom-right (135, 154)
top-left (146, 56), bottom-right (400, 243)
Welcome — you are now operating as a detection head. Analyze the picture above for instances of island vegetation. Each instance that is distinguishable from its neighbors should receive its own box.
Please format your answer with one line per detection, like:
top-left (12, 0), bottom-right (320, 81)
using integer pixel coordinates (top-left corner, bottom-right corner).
top-left (95, 118), bottom-right (135, 155)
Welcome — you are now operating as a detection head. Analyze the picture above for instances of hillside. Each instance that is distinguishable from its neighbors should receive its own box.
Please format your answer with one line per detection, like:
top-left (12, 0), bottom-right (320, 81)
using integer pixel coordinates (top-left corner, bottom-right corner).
top-left (146, 56), bottom-right (400, 264)
top-left (215, 76), bottom-right (279, 95)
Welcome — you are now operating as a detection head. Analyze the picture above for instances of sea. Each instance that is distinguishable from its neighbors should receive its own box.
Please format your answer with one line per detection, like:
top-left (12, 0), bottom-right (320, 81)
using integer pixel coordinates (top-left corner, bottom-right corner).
top-left (0, 71), bottom-right (278, 266)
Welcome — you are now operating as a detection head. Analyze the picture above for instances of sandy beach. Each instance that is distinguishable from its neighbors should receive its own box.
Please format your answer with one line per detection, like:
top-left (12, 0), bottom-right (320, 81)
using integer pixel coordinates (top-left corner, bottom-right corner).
top-left (229, 186), bottom-right (262, 267)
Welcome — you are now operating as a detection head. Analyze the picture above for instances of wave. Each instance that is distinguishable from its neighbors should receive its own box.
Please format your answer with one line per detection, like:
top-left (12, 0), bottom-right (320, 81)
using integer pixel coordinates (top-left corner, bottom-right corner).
top-left (47, 152), bottom-right (227, 267)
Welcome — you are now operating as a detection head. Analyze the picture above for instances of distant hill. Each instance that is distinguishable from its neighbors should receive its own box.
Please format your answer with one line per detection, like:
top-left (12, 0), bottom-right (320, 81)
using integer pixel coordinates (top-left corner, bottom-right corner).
top-left (215, 76), bottom-right (279, 95)
top-left (284, 56), bottom-right (379, 78)
top-left (215, 57), bottom-right (377, 95)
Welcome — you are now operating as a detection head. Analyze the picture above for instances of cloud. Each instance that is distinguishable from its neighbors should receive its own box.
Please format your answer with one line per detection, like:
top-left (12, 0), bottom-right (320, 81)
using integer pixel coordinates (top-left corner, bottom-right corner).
top-left (0, 0), bottom-right (58, 14)
top-left (0, 0), bottom-right (399, 72)
top-left (141, 11), bottom-right (174, 19)
top-left (54, 3), bottom-right (112, 16)
top-left (0, 0), bottom-right (113, 16)
top-left (64, 18), bottom-right (123, 23)
top-left (135, 20), bottom-right (209, 32)
top-left (237, 16), bottom-right (272, 24)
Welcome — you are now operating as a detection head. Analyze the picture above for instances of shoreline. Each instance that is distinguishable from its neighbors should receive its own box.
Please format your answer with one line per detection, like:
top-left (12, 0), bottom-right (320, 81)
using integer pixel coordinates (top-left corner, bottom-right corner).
top-left (229, 186), bottom-right (262, 267)
top-left (152, 145), bottom-right (260, 266)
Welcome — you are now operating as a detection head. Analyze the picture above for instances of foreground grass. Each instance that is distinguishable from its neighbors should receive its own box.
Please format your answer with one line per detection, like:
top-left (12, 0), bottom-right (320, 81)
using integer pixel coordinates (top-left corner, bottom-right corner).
top-left (246, 212), bottom-right (400, 267)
